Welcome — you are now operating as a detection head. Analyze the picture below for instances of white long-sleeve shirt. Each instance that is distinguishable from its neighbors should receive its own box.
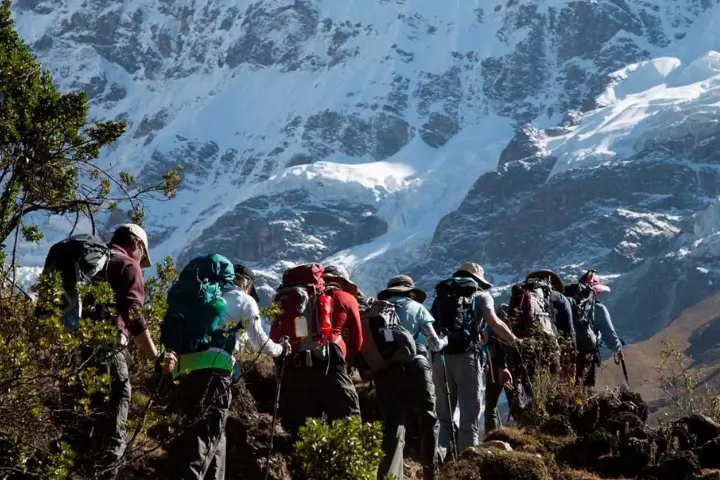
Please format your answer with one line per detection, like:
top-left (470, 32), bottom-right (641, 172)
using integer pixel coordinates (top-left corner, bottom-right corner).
top-left (220, 289), bottom-right (284, 358)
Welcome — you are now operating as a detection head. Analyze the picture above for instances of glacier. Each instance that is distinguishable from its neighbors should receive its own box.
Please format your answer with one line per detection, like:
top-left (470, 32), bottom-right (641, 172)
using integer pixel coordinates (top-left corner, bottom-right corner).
top-left (11, 0), bottom-right (720, 340)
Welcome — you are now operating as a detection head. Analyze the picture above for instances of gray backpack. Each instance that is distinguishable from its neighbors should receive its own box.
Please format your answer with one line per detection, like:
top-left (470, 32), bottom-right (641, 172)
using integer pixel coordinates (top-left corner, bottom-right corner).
top-left (355, 299), bottom-right (416, 377)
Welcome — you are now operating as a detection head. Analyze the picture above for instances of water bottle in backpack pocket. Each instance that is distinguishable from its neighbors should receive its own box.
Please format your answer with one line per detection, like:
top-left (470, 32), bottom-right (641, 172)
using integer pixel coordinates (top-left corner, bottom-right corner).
top-left (269, 264), bottom-right (335, 366)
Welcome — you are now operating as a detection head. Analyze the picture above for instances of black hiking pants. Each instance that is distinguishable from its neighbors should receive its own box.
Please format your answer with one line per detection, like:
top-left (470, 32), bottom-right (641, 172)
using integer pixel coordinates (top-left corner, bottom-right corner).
top-left (168, 369), bottom-right (232, 480)
top-left (279, 343), bottom-right (360, 437)
top-left (483, 360), bottom-right (513, 435)
top-left (575, 351), bottom-right (600, 388)
top-left (375, 355), bottom-right (439, 480)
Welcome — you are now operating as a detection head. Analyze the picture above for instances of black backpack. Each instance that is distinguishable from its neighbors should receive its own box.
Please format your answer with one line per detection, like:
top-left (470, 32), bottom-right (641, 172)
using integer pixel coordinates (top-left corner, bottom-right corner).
top-left (354, 299), bottom-right (417, 379)
top-left (565, 282), bottom-right (598, 353)
top-left (38, 234), bottom-right (112, 331)
top-left (431, 277), bottom-right (481, 354)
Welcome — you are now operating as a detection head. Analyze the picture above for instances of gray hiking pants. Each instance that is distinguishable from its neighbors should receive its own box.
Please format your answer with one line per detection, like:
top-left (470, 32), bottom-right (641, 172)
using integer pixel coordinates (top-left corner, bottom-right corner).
top-left (432, 351), bottom-right (483, 453)
top-left (168, 369), bottom-right (232, 480)
top-left (59, 347), bottom-right (130, 480)
top-left (88, 350), bottom-right (131, 480)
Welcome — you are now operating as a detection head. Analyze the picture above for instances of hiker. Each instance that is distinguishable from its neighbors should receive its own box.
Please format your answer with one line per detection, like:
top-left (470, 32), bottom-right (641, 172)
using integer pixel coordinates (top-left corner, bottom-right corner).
top-left (269, 264), bottom-right (362, 438)
top-left (38, 225), bottom-right (159, 479)
top-left (225, 264), bottom-right (290, 359)
top-left (95, 224), bottom-right (158, 478)
top-left (431, 262), bottom-right (521, 457)
top-left (502, 269), bottom-right (571, 424)
top-left (526, 270), bottom-right (576, 349)
top-left (323, 265), bottom-right (364, 361)
top-left (573, 270), bottom-right (624, 387)
top-left (482, 305), bottom-right (515, 434)
top-left (374, 275), bottom-right (447, 480)
top-left (377, 275), bottom-right (448, 358)
top-left (159, 255), bottom-right (256, 480)
top-left (525, 269), bottom-right (578, 378)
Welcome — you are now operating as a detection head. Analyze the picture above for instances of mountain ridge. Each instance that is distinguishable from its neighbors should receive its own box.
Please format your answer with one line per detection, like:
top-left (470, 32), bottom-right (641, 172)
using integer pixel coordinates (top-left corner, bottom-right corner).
top-left (11, 0), bottom-right (720, 344)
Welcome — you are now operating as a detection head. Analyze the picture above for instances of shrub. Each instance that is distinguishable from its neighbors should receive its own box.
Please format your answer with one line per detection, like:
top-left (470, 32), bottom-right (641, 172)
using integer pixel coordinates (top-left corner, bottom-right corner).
top-left (292, 416), bottom-right (384, 480)
top-left (655, 337), bottom-right (720, 420)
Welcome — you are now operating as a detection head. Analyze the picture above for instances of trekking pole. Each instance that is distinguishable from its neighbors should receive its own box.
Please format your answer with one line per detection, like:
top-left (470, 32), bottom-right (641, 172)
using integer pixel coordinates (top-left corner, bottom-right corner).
top-left (264, 350), bottom-right (287, 480)
top-left (439, 352), bottom-right (459, 461)
top-left (614, 352), bottom-right (630, 388)
top-left (614, 338), bottom-right (630, 388)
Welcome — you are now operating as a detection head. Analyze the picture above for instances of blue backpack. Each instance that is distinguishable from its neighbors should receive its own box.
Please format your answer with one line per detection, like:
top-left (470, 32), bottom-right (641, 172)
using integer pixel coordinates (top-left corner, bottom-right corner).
top-left (160, 254), bottom-right (236, 355)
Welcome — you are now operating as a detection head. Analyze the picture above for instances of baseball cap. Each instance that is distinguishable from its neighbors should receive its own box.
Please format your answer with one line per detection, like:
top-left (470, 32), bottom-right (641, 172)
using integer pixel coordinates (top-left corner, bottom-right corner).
top-left (114, 223), bottom-right (151, 268)
top-left (234, 264), bottom-right (260, 302)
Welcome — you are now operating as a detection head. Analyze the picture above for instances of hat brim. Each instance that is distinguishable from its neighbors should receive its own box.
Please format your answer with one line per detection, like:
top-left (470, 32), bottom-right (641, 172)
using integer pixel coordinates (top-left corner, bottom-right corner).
top-left (324, 275), bottom-right (359, 297)
top-left (248, 283), bottom-right (261, 302)
top-left (377, 286), bottom-right (427, 303)
top-left (526, 269), bottom-right (564, 294)
top-left (592, 284), bottom-right (611, 293)
top-left (140, 247), bottom-right (151, 269)
top-left (453, 270), bottom-right (493, 289)
top-left (235, 273), bottom-right (260, 302)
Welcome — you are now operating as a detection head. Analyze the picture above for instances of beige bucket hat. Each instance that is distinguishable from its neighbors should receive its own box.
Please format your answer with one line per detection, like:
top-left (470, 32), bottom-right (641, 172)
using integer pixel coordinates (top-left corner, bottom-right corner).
top-left (323, 265), bottom-right (359, 296)
top-left (453, 261), bottom-right (493, 289)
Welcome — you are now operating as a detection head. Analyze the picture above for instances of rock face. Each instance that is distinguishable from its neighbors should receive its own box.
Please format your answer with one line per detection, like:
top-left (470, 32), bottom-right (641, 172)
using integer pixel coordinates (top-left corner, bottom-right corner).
top-left (13, 0), bottom-right (720, 342)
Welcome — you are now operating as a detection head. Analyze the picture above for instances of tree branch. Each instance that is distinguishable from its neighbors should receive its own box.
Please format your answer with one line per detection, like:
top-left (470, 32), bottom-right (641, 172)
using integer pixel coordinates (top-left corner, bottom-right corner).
top-left (1, 198), bottom-right (103, 245)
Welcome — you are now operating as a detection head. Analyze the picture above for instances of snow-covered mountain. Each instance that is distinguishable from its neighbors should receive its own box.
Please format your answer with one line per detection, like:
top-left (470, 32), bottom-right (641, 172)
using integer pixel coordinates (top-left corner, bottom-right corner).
top-left (12, 0), bottom-right (720, 341)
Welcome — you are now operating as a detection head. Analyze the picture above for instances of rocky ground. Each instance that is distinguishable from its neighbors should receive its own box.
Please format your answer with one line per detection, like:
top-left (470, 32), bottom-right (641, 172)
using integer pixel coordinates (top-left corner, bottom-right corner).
top-left (126, 356), bottom-right (720, 479)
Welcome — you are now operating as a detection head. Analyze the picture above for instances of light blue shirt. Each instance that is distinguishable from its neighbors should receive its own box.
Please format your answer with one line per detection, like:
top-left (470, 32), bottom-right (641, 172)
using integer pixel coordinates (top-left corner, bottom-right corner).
top-left (594, 302), bottom-right (622, 352)
top-left (387, 297), bottom-right (432, 336)
top-left (386, 296), bottom-right (447, 351)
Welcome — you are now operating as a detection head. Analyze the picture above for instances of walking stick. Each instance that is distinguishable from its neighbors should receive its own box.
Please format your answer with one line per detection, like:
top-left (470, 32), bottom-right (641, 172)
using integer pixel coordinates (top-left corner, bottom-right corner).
top-left (614, 338), bottom-right (630, 388)
top-left (264, 352), bottom-right (287, 480)
top-left (440, 353), bottom-right (459, 461)
top-left (614, 352), bottom-right (630, 387)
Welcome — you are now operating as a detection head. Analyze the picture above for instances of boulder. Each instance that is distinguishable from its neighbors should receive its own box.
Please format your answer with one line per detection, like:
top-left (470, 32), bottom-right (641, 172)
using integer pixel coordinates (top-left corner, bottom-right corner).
top-left (479, 440), bottom-right (513, 451)
top-left (696, 435), bottom-right (720, 469)
top-left (638, 451), bottom-right (701, 480)
top-left (673, 414), bottom-right (720, 450)
top-left (440, 448), bottom-right (552, 480)
top-left (540, 414), bottom-right (573, 437)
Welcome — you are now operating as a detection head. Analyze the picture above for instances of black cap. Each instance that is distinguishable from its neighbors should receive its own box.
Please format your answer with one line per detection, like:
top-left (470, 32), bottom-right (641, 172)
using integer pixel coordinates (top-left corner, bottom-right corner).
top-left (234, 264), bottom-right (259, 302)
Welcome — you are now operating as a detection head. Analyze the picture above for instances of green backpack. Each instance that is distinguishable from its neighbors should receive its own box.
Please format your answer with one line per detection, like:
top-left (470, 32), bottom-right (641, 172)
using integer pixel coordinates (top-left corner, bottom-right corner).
top-left (161, 254), bottom-right (236, 355)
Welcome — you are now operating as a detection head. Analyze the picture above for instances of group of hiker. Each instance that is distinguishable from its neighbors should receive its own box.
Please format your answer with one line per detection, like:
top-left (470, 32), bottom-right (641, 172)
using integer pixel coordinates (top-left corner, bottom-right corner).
top-left (38, 223), bottom-right (625, 480)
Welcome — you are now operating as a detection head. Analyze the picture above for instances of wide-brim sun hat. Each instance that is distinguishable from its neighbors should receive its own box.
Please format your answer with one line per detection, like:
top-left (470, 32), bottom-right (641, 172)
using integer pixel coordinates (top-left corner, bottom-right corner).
top-left (323, 265), bottom-right (359, 296)
top-left (115, 223), bottom-right (151, 268)
top-left (453, 261), bottom-right (493, 289)
top-left (376, 274), bottom-right (427, 303)
top-left (526, 269), bottom-right (565, 294)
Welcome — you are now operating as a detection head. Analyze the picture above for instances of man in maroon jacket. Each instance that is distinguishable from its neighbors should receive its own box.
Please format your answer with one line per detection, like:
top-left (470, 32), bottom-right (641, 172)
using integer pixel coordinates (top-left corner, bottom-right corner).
top-left (93, 223), bottom-right (158, 479)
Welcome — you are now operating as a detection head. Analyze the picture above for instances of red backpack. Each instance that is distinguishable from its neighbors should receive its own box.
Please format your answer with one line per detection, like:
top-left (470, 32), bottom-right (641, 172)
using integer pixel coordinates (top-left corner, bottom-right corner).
top-left (269, 264), bottom-right (334, 360)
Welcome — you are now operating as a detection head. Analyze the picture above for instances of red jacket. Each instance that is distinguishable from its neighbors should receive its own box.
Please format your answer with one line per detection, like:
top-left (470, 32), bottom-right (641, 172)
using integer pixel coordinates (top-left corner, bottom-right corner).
top-left (329, 289), bottom-right (363, 358)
